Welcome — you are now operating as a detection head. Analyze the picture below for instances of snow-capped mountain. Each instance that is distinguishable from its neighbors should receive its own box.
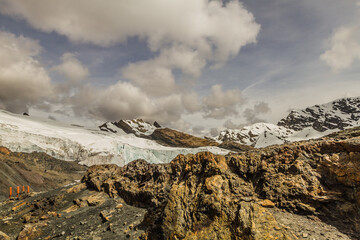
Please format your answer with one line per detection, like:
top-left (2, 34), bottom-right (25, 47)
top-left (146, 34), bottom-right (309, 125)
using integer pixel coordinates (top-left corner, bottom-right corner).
top-left (215, 123), bottom-right (294, 146)
top-left (99, 119), bottom-right (160, 136)
top-left (215, 97), bottom-right (360, 147)
top-left (0, 110), bottom-right (228, 167)
top-left (278, 97), bottom-right (360, 132)
top-left (100, 119), bottom-right (161, 136)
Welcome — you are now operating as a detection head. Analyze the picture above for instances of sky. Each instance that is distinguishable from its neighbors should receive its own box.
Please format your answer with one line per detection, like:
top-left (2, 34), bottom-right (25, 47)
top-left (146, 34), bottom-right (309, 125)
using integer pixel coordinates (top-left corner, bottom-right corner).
top-left (0, 0), bottom-right (359, 136)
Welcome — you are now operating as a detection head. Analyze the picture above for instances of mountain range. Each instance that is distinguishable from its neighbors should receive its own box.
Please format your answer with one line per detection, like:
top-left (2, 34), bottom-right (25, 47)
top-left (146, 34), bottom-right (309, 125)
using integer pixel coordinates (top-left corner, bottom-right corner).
top-left (0, 97), bottom-right (359, 167)
top-left (214, 97), bottom-right (360, 147)
top-left (1, 96), bottom-right (360, 239)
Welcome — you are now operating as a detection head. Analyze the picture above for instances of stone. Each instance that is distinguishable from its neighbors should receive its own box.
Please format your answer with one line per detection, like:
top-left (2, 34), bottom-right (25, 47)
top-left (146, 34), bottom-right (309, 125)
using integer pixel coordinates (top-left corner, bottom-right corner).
top-left (17, 223), bottom-right (47, 240)
top-left (63, 205), bottom-right (79, 213)
top-left (115, 203), bottom-right (123, 209)
top-left (66, 183), bottom-right (86, 193)
top-left (83, 193), bottom-right (106, 206)
top-left (40, 215), bottom-right (49, 220)
top-left (0, 231), bottom-right (10, 240)
top-left (259, 199), bottom-right (275, 208)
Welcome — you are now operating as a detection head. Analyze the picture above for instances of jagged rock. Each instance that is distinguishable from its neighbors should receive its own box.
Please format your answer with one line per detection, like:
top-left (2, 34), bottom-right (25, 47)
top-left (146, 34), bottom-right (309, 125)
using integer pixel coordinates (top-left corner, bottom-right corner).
top-left (17, 222), bottom-right (47, 240)
top-left (82, 127), bottom-right (360, 239)
top-left (0, 147), bottom-right (11, 155)
top-left (150, 128), bottom-right (218, 148)
top-left (81, 193), bottom-right (106, 206)
top-left (153, 121), bottom-right (161, 128)
top-left (66, 183), bottom-right (86, 193)
top-left (278, 97), bottom-right (360, 132)
top-left (0, 231), bottom-right (10, 240)
top-left (259, 199), bottom-right (275, 208)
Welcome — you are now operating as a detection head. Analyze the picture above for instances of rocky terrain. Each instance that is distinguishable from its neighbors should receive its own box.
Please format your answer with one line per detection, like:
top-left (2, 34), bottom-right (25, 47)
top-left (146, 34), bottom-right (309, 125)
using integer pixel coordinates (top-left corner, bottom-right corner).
top-left (99, 119), bottom-right (161, 137)
top-left (100, 120), bottom-right (222, 149)
top-left (1, 126), bottom-right (360, 239)
top-left (214, 122), bottom-right (295, 146)
top-left (278, 97), bottom-right (360, 131)
top-left (0, 147), bottom-right (87, 201)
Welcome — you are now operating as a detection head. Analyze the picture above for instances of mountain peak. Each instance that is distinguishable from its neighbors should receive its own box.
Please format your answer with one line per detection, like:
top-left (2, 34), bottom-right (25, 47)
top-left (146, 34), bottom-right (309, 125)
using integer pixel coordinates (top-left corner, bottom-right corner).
top-left (278, 96), bottom-right (360, 132)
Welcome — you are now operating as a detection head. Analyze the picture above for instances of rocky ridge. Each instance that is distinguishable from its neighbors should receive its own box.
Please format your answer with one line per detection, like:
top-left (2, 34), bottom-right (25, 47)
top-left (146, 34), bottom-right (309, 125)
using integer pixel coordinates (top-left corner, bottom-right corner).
top-left (81, 126), bottom-right (360, 239)
top-left (278, 97), bottom-right (360, 132)
top-left (215, 97), bottom-right (360, 147)
top-left (1, 127), bottom-right (360, 239)
top-left (0, 147), bottom-right (87, 200)
top-left (215, 122), bottom-right (295, 147)
top-left (99, 119), bottom-right (161, 137)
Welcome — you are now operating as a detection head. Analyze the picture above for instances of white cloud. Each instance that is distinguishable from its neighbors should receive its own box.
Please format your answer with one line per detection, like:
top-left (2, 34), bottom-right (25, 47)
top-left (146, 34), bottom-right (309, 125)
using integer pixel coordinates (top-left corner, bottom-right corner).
top-left (0, 31), bottom-right (52, 112)
top-left (320, 26), bottom-right (360, 72)
top-left (122, 61), bottom-right (176, 97)
top-left (0, 0), bottom-right (260, 98)
top-left (53, 53), bottom-right (89, 84)
top-left (203, 84), bottom-right (245, 119)
top-left (0, 0), bottom-right (263, 127)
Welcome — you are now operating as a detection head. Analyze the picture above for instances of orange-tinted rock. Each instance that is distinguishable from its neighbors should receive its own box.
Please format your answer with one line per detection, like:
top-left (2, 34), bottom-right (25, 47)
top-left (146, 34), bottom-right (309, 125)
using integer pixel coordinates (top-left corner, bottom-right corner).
top-left (0, 147), bottom-right (11, 155)
top-left (259, 199), bottom-right (275, 208)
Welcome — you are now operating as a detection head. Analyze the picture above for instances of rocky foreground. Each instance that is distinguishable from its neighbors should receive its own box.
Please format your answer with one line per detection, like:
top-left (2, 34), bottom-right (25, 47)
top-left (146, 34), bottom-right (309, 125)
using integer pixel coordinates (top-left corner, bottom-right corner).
top-left (1, 127), bottom-right (360, 239)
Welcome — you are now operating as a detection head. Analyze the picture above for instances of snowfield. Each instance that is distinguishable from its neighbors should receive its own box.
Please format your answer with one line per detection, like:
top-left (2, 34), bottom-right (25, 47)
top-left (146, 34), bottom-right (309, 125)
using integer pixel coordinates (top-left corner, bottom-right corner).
top-left (0, 110), bottom-right (229, 166)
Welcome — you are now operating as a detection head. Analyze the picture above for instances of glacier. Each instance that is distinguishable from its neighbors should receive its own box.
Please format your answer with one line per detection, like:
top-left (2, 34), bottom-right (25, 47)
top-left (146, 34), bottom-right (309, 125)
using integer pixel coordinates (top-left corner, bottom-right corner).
top-left (0, 110), bottom-right (229, 166)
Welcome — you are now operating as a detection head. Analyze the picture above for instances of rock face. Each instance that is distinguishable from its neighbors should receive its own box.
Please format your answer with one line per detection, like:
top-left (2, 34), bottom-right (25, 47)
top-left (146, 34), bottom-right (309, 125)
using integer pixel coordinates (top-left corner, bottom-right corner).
top-left (100, 119), bottom-right (161, 137)
top-left (150, 128), bottom-right (219, 148)
top-left (0, 147), bottom-right (87, 199)
top-left (215, 123), bottom-right (294, 146)
top-left (278, 97), bottom-right (360, 132)
top-left (82, 126), bottom-right (360, 239)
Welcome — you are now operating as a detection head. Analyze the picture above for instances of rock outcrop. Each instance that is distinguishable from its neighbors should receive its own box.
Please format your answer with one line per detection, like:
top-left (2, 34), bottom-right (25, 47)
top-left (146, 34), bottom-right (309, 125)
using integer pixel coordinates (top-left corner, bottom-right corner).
top-left (1, 127), bottom-right (360, 239)
top-left (82, 126), bottom-right (360, 239)
top-left (0, 147), bottom-right (87, 199)
top-left (150, 128), bottom-right (219, 148)
top-left (278, 97), bottom-right (360, 132)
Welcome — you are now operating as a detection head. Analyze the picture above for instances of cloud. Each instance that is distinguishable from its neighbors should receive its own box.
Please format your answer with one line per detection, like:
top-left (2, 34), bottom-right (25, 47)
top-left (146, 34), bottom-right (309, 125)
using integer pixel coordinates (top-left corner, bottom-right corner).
top-left (320, 26), bottom-right (360, 72)
top-left (203, 84), bottom-right (246, 119)
top-left (210, 128), bottom-right (219, 137)
top-left (122, 61), bottom-right (176, 97)
top-left (53, 53), bottom-right (89, 84)
top-left (223, 119), bottom-right (244, 129)
top-left (0, 0), bottom-right (260, 97)
top-left (181, 92), bottom-right (202, 113)
top-left (0, 0), bottom-right (263, 128)
top-left (242, 101), bottom-right (271, 124)
top-left (222, 102), bottom-right (270, 129)
top-left (0, 31), bottom-right (52, 112)
top-left (72, 82), bottom-right (155, 121)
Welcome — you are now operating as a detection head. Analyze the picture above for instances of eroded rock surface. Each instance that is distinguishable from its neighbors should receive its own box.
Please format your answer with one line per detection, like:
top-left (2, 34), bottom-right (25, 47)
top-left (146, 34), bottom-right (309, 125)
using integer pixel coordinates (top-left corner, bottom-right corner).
top-left (1, 127), bottom-right (360, 239)
top-left (82, 127), bottom-right (360, 239)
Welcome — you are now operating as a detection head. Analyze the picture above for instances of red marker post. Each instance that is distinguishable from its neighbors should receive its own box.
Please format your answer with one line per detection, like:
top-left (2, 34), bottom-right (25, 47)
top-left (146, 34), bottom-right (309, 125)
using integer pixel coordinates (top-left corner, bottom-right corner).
top-left (16, 186), bottom-right (20, 198)
top-left (27, 186), bottom-right (30, 193)
top-left (22, 186), bottom-right (25, 193)
top-left (9, 187), bottom-right (12, 199)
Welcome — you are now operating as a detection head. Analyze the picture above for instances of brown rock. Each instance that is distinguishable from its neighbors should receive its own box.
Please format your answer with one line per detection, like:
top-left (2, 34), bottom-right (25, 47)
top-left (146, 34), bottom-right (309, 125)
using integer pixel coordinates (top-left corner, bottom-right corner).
top-left (0, 231), bottom-right (10, 240)
top-left (237, 202), bottom-right (296, 240)
top-left (81, 128), bottom-right (360, 239)
top-left (116, 203), bottom-right (124, 209)
top-left (40, 215), bottom-right (49, 220)
top-left (82, 193), bottom-right (106, 206)
top-left (259, 199), bottom-right (275, 208)
top-left (66, 183), bottom-right (86, 193)
top-left (17, 223), bottom-right (47, 240)
top-left (150, 128), bottom-right (218, 148)
top-left (47, 211), bottom-right (57, 217)
top-left (63, 205), bottom-right (79, 213)
top-left (0, 147), bottom-right (11, 155)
